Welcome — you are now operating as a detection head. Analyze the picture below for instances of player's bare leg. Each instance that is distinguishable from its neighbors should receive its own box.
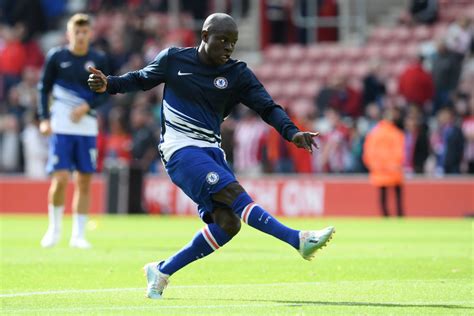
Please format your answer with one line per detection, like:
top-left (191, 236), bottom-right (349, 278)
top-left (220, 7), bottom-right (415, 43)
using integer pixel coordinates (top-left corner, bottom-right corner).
top-left (41, 170), bottom-right (69, 248)
top-left (69, 171), bottom-right (92, 248)
top-left (214, 182), bottom-right (335, 260)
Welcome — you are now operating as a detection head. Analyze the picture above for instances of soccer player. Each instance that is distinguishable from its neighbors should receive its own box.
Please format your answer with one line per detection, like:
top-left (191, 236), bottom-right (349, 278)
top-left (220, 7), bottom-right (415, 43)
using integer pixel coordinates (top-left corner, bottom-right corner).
top-left (38, 13), bottom-right (108, 248)
top-left (88, 13), bottom-right (334, 298)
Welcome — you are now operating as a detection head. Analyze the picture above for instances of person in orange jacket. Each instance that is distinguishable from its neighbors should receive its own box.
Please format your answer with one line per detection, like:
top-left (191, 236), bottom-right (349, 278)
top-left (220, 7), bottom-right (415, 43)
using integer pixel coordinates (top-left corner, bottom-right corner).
top-left (363, 107), bottom-right (405, 217)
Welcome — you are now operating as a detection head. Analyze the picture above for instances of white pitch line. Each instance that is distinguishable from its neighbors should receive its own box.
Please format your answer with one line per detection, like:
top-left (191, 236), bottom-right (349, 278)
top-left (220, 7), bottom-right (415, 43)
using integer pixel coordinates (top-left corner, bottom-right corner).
top-left (0, 303), bottom-right (304, 313)
top-left (1, 279), bottom-right (470, 299)
top-left (3, 301), bottom-right (473, 314)
top-left (0, 282), bottom-right (320, 298)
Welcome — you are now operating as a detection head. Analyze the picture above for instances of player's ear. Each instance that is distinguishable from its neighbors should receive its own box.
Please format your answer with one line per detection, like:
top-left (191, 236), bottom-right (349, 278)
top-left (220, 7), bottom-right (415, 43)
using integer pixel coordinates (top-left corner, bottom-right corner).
top-left (201, 30), bottom-right (208, 43)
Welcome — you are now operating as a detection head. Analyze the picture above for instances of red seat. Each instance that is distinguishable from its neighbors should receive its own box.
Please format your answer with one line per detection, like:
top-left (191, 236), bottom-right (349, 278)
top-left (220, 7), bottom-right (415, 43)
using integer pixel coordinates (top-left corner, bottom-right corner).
top-left (254, 63), bottom-right (275, 81)
top-left (349, 62), bottom-right (370, 79)
top-left (300, 80), bottom-right (321, 98)
top-left (264, 81), bottom-right (284, 99)
top-left (274, 62), bottom-right (295, 80)
top-left (306, 44), bottom-right (325, 62)
top-left (313, 63), bottom-right (332, 80)
top-left (281, 80), bottom-right (303, 98)
top-left (342, 46), bottom-right (364, 62)
top-left (391, 27), bottom-right (411, 43)
top-left (265, 45), bottom-right (286, 63)
top-left (413, 25), bottom-right (432, 41)
top-left (381, 44), bottom-right (403, 62)
top-left (333, 61), bottom-right (352, 77)
top-left (289, 98), bottom-right (316, 117)
top-left (286, 44), bottom-right (306, 63)
top-left (363, 44), bottom-right (383, 59)
top-left (323, 44), bottom-right (344, 63)
top-left (294, 62), bottom-right (316, 80)
top-left (370, 27), bottom-right (391, 44)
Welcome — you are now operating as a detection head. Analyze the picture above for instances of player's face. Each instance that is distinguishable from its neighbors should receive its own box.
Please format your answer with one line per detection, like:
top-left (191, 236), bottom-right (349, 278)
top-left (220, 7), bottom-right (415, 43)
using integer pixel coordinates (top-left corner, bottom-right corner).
top-left (204, 29), bottom-right (238, 66)
top-left (67, 24), bottom-right (91, 51)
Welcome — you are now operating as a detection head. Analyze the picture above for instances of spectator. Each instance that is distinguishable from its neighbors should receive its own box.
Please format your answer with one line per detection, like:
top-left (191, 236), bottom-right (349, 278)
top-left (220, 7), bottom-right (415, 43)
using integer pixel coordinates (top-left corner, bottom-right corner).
top-left (0, 24), bottom-right (28, 95)
top-left (21, 111), bottom-right (48, 178)
top-left (363, 107), bottom-right (405, 217)
top-left (129, 105), bottom-right (159, 213)
top-left (358, 103), bottom-right (382, 135)
top-left (103, 107), bottom-right (132, 168)
top-left (5, 86), bottom-right (27, 123)
top-left (317, 108), bottom-right (351, 173)
top-left (403, 106), bottom-right (430, 174)
top-left (265, 126), bottom-right (293, 173)
top-left (461, 100), bottom-right (474, 173)
top-left (287, 101), bottom-right (314, 173)
top-left (398, 55), bottom-right (435, 112)
top-left (444, 17), bottom-right (473, 98)
top-left (2, 0), bottom-right (46, 40)
top-left (13, 66), bottom-right (40, 110)
top-left (431, 107), bottom-right (465, 174)
top-left (0, 114), bottom-right (22, 173)
top-left (233, 108), bottom-right (267, 175)
top-left (431, 41), bottom-right (460, 114)
top-left (410, 0), bottom-right (438, 25)
top-left (316, 76), bottom-right (362, 118)
top-left (220, 117), bottom-right (236, 170)
top-left (362, 59), bottom-right (386, 109)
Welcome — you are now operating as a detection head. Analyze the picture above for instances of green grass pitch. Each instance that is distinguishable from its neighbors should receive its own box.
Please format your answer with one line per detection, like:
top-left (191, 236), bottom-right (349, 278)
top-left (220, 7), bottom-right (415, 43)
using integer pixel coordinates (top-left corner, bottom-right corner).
top-left (1, 215), bottom-right (472, 315)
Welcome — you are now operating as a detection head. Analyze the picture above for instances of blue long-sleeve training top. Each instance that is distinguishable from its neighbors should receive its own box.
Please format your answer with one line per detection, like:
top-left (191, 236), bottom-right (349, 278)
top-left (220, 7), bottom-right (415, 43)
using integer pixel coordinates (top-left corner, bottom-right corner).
top-left (106, 47), bottom-right (300, 162)
top-left (38, 46), bottom-right (108, 136)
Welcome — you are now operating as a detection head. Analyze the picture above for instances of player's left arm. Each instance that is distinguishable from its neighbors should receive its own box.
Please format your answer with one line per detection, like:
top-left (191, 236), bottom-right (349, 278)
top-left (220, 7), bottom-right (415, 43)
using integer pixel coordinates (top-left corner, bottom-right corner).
top-left (238, 67), bottom-right (320, 153)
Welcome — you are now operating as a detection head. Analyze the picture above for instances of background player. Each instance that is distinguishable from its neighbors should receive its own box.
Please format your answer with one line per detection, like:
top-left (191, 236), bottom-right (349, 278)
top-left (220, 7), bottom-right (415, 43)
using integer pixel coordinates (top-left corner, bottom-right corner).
top-left (88, 13), bottom-right (334, 298)
top-left (38, 13), bottom-right (108, 249)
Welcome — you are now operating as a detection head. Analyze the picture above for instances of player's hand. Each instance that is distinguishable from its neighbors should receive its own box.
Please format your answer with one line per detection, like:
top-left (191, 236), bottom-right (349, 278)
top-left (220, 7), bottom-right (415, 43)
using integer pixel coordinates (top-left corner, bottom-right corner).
top-left (88, 66), bottom-right (107, 93)
top-left (70, 103), bottom-right (90, 123)
top-left (291, 131), bottom-right (320, 154)
top-left (39, 120), bottom-right (52, 136)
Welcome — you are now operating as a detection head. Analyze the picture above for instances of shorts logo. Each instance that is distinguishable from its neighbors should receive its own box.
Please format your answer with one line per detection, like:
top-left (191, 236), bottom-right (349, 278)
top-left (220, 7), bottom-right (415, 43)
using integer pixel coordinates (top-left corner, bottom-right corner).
top-left (206, 172), bottom-right (219, 185)
top-left (213, 77), bottom-right (228, 89)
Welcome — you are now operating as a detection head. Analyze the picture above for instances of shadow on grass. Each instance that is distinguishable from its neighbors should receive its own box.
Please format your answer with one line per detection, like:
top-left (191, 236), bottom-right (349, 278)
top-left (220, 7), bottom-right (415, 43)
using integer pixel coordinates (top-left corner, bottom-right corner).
top-left (185, 297), bottom-right (473, 310)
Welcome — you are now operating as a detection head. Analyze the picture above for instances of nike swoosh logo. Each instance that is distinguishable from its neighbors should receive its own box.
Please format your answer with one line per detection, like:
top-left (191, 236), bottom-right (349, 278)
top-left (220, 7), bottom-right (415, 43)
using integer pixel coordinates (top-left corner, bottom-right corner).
top-left (178, 71), bottom-right (193, 76)
top-left (60, 62), bottom-right (72, 68)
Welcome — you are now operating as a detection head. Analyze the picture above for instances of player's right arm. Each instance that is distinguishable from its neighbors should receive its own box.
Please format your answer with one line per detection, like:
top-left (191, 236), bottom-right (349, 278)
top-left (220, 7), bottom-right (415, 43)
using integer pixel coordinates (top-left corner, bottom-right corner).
top-left (88, 48), bottom-right (169, 94)
top-left (37, 48), bottom-right (59, 136)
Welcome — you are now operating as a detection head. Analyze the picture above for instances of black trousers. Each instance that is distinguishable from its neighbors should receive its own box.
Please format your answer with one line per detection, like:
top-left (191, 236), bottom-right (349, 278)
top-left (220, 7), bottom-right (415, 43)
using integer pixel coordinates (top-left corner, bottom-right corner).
top-left (379, 185), bottom-right (404, 217)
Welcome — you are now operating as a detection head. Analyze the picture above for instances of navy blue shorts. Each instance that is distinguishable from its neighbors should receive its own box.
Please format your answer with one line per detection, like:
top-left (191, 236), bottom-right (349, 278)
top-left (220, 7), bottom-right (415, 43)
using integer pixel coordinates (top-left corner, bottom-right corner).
top-left (165, 146), bottom-right (237, 222)
top-left (46, 133), bottom-right (97, 174)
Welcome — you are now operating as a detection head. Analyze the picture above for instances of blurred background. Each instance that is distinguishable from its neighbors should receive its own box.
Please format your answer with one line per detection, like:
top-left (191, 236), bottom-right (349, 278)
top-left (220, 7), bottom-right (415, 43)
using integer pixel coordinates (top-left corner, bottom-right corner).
top-left (0, 0), bottom-right (473, 217)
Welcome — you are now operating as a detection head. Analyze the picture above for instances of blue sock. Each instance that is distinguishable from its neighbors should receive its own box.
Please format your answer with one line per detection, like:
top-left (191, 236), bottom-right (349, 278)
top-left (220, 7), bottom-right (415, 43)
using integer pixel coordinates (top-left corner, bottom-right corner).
top-left (232, 193), bottom-right (300, 250)
top-left (159, 224), bottom-right (231, 275)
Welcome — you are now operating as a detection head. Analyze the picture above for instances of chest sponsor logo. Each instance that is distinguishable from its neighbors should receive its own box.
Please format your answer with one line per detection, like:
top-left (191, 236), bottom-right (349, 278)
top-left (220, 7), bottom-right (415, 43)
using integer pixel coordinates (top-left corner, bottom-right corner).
top-left (214, 77), bottom-right (228, 89)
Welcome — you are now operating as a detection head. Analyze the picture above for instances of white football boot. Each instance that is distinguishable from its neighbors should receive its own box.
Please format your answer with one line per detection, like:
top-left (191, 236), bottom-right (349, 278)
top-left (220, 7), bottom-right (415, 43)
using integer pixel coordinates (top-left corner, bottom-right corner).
top-left (40, 228), bottom-right (61, 248)
top-left (298, 226), bottom-right (335, 260)
top-left (143, 262), bottom-right (170, 299)
top-left (69, 238), bottom-right (92, 249)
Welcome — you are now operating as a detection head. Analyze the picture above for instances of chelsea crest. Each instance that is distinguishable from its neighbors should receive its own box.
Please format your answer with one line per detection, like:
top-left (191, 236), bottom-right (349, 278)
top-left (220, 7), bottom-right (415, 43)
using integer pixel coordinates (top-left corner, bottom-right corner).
top-left (213, 77), bottom-right (228, 89)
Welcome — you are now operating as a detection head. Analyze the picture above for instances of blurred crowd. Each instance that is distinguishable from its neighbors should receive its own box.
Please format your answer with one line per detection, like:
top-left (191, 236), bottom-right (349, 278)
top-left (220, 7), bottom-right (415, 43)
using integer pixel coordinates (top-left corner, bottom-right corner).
top-left (1, 0), bottom-right (473, 178)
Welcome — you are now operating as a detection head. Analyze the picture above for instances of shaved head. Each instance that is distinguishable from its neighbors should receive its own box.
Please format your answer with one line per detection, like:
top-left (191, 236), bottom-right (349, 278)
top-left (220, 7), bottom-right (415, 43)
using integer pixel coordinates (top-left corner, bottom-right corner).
top-left (202, 13), bottom-right (238, 34)
top-left (198, 13), bottom-right (238, 66)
